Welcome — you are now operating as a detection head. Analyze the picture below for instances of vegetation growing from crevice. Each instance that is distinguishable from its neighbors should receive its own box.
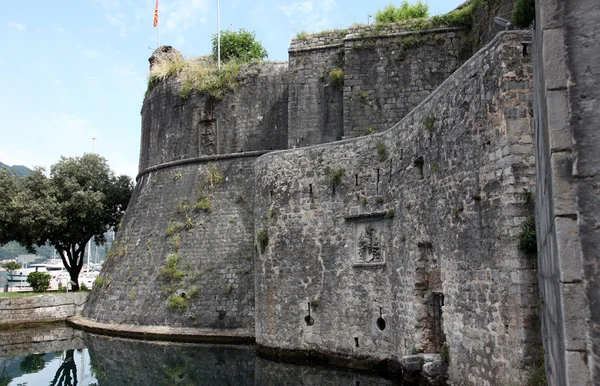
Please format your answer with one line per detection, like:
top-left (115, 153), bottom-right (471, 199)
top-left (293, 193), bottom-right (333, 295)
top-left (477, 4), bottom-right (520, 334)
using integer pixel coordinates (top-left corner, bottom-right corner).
top-left (160, 252), bottom-right (185, 282)
top-left (148, 53), bottom-right (246, 101)
top-left (257, 230), bottom-right (269, 253)
top-left (518, 215), bottom-right (537, 254)
top-left (377, 143), bottom-right (388, 162)
top-left (205, 165), bottom-right (224, 188)
top-left (165, 221), bottom-right (184, 237)
top-left (194, 193), bottom-right (212, 213)
top-left (323, 166), bottom-right (345, 186)
top-left (329, 68), bottom-right (344, 89)
top-left (167, 293), bottom-right (187, 312)
top-left (440, 343), bottom-right (450, 363)
top-left (424, 114), bottom-right (437, 131)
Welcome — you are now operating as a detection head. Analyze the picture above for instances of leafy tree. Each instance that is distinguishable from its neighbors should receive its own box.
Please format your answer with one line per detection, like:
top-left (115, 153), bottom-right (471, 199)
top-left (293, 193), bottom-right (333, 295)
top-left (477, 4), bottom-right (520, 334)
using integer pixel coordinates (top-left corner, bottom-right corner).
top-left (212, 29), bottom-right (268, 63)
top-left (511, 0), bottom-right (535, 28)
top-left (0, 154), bottom-right (133, 291)
top-left (375, 1), bottom-right (430, 24)
top-left (2, 261), bottom-right (20, 290)
top-left (27, 271), bottom-right (51, 292)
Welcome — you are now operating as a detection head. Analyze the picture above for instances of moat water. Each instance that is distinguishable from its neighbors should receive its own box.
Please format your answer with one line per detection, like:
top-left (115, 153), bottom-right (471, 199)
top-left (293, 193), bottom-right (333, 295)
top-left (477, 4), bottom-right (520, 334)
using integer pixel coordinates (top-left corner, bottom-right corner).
top-left (0, 325), bottom-right (404, 386)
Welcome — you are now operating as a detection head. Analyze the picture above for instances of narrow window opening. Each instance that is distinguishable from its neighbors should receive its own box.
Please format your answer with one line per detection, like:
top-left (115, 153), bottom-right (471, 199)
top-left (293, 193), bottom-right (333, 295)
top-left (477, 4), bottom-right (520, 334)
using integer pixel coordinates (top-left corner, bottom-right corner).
top-left (355, 174), bottom-right (358, 186)
top-left (376, 168), bottom-right (380, 194)
top-left (414, 157), bottom-right (424, 180)
top-left (354, 337), bottom-right (359, 347)
top-left (309, 184), bottom-right (313, 196)
top-left (432, 293), bottom-right (445, 352)
top-left (376, 307), bottom-right (386, 331)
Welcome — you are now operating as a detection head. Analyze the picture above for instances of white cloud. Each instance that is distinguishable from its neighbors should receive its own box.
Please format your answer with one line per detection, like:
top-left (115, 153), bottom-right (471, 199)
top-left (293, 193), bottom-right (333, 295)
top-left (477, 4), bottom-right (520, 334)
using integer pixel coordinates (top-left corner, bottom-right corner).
top-left (51, 77), bottom-right (63, 84)
top-left (105, 12), bottom-right (127, 36)
top-left (91, 0), bottom-right (119, 9)
top-left (163, 0), bottom-right (209, 32)
top-left (112, 63), bottom-right (135, 77)
top-left (277, 0), bottom-right (337, 33)
top-left (83, 49), bottom-right (100, 58)
top-left (8, 21), bottom-right (26, 31)
top-left (279, 1), bottom-right (314, 17)
top-left (56, 27), bottom-right (66, 33)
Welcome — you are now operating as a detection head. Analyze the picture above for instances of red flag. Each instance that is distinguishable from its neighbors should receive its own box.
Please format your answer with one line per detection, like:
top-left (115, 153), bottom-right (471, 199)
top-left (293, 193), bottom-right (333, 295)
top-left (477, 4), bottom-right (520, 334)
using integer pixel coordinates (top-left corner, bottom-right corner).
top-left (153, 0), bottom-right (159, 27)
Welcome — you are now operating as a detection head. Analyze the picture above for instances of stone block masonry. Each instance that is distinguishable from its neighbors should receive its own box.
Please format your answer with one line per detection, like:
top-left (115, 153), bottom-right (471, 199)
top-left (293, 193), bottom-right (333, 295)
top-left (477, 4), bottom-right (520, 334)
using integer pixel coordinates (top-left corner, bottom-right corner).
top-left (255, 31), bottom-right (535, 386)
top-left (81, 23), bottom-right (543, 385)
top-left (83, 154), bottom-right (259, 337)
top-left (288, 27), bottom-right (467, 147)
top-left (533, 0), bottom-right (600, 384)
top-left (0, 293), bottom-right (88, 326)
top-left (139, 62), bottom-right (288, 172)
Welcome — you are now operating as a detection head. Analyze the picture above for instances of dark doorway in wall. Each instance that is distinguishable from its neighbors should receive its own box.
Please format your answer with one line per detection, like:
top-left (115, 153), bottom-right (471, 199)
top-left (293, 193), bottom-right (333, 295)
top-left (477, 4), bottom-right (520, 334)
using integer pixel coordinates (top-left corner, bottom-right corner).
top-left (431, 292), bottom-right (445, 353)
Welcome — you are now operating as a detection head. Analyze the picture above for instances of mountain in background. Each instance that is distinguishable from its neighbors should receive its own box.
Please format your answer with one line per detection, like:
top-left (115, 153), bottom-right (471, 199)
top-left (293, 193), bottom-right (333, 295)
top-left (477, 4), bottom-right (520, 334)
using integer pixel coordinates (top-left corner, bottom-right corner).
top-left (0, 161), bottom-right (32, 177)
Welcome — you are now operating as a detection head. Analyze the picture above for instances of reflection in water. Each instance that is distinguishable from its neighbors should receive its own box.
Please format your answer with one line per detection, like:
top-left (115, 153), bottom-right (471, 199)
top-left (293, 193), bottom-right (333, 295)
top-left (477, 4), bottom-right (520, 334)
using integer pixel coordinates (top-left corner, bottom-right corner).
top-left (50, 349), bottom-right (77, 386)
top-left (0, 327), bottom-right (403, 386)
top-left (20, 354), bottom-right (45, 374)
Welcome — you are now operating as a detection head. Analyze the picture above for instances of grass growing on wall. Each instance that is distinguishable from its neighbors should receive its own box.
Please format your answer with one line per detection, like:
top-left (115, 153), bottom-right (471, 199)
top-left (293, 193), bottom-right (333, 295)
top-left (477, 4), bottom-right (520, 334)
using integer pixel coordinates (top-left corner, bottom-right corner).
top-left (257, 230), bottom-right (269, 253)
top-left (329, 68), bottom-right (344, 89)
top-left (375, 1), bottom-right (429, 24)
top-left (518, 215), bottom-right (537, 254)
top-left (148, 53), bottom-right (246, 100)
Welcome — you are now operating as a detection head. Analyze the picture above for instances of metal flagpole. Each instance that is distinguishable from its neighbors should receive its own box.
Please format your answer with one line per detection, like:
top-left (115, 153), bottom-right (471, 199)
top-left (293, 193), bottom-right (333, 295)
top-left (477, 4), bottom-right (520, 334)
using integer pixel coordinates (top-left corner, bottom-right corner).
top-left (217, 0), bottom-right (221, 68)
top-left (158, 16), bottom-right (160, 47)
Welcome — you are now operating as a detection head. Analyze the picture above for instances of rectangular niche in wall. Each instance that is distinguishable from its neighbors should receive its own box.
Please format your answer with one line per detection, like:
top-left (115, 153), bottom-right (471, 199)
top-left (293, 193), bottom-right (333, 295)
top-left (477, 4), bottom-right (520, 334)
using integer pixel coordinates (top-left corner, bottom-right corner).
top-left (347, 214), bottom-right (389, 267)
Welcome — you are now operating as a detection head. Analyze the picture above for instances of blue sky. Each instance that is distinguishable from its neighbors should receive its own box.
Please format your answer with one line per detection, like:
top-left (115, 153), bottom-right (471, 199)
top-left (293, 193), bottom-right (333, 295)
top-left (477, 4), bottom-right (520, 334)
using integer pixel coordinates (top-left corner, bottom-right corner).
top-left (1, 0), bottom-right (464, 179)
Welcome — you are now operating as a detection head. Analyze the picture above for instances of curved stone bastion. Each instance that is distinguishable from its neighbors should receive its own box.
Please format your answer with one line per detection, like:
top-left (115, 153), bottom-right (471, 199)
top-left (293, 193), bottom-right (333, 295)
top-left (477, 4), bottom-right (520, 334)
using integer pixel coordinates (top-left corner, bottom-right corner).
top-left (79, 30), bottom-right (537, 385)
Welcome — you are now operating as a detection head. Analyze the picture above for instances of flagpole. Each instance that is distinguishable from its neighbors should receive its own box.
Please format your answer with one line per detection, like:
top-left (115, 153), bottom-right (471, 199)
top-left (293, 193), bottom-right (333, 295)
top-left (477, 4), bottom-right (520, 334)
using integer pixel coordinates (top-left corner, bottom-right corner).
top-left (158, 19), bottom-right (160, 48)
top-left (217, 0), bottom-right (221, 68)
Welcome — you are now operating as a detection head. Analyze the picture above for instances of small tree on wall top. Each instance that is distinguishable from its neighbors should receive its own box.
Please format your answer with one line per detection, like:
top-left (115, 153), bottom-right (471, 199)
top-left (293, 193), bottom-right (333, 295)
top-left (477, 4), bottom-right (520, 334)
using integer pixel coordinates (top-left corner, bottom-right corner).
top-left (212, 29), bottom-right (268, 63)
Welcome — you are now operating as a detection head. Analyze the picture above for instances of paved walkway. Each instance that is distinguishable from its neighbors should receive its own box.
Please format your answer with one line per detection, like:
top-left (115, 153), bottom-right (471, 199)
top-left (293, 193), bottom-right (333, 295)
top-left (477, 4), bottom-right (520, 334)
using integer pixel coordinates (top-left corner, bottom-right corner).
top-left (67, 316), bottom-right (255, 343)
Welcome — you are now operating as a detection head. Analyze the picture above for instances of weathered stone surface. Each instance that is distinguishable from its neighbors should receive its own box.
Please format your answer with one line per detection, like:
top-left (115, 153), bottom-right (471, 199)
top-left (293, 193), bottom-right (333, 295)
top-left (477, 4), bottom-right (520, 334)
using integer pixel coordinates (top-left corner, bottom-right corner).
top-left (400, 355), bottom-right (425, 374)
top-left (255, 31), bottom-right (535, 386)
top-left (422, 360), bottom-right (448, 379)
top-left (534, 0), bottom-right (600, 384)
top-left (85, 29), bottom-right (538, 386)
top-left (0, 293), bottom-right (87, 326)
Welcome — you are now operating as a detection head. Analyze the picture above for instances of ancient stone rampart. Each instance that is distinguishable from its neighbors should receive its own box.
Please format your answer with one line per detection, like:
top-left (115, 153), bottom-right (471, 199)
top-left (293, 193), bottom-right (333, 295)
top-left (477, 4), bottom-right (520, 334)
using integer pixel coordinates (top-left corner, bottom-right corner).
top-left (139, 62), bottom-right (288, 171)
top-left (81, 24), bottom-right (541, 385)
top-left (288, 27), bottom-right (466, 147)
top-left (533, 0), bottom-right (600, 384)
top-left (83, 153), bottom-right (259, 337)
top-left (255, 30), bottom-right (534, 385)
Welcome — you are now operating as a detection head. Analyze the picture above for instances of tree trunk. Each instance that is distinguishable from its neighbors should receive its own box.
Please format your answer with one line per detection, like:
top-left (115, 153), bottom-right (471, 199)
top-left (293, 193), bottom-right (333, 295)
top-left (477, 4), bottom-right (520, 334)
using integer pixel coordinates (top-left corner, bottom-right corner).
top-left (57, 241), bottom-right (88, 291)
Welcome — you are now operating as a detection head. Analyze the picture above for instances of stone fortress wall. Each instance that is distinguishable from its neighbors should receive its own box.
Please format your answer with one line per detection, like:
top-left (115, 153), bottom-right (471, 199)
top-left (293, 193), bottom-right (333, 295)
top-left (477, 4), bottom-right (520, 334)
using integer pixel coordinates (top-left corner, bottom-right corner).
top-left (256, 31), bottom-right (535, 386)
top-left (80, 13), bottom-right (547, 384)
top-left (533, 0), bottom-right (600, 385)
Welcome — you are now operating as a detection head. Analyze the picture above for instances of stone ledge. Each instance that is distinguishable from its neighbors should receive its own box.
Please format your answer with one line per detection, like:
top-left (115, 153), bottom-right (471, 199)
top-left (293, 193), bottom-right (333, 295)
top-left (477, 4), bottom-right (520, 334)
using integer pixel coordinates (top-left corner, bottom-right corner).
top-left (67, 316), bottom-right (255, 344)
top-left (256, 344), bottom-right (400, 374)
top-left (136, 150), bottom-right (271, 181)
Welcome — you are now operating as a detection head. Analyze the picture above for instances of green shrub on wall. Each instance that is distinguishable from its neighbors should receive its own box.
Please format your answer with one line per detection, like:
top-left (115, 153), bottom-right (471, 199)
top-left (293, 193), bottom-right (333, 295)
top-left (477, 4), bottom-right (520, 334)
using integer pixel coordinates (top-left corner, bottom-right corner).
top-left (518, 215), bottom-right (537, 254)
top-left (329, 68), bottom-right (344, 89)
top-left (375, 1), bottom-right (429, 24)
top-left (26, 272), bottom-right (51, 292)
top-left (211, 29), bottom-right (268, 63)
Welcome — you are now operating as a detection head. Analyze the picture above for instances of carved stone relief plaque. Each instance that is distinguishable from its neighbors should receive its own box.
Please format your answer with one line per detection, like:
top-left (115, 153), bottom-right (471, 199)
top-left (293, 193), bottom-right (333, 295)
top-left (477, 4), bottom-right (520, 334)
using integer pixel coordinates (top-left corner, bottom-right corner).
top-left (198, 119), bottom-right (216, 156)
top-left (353, 221), bottom-right (386, 266)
